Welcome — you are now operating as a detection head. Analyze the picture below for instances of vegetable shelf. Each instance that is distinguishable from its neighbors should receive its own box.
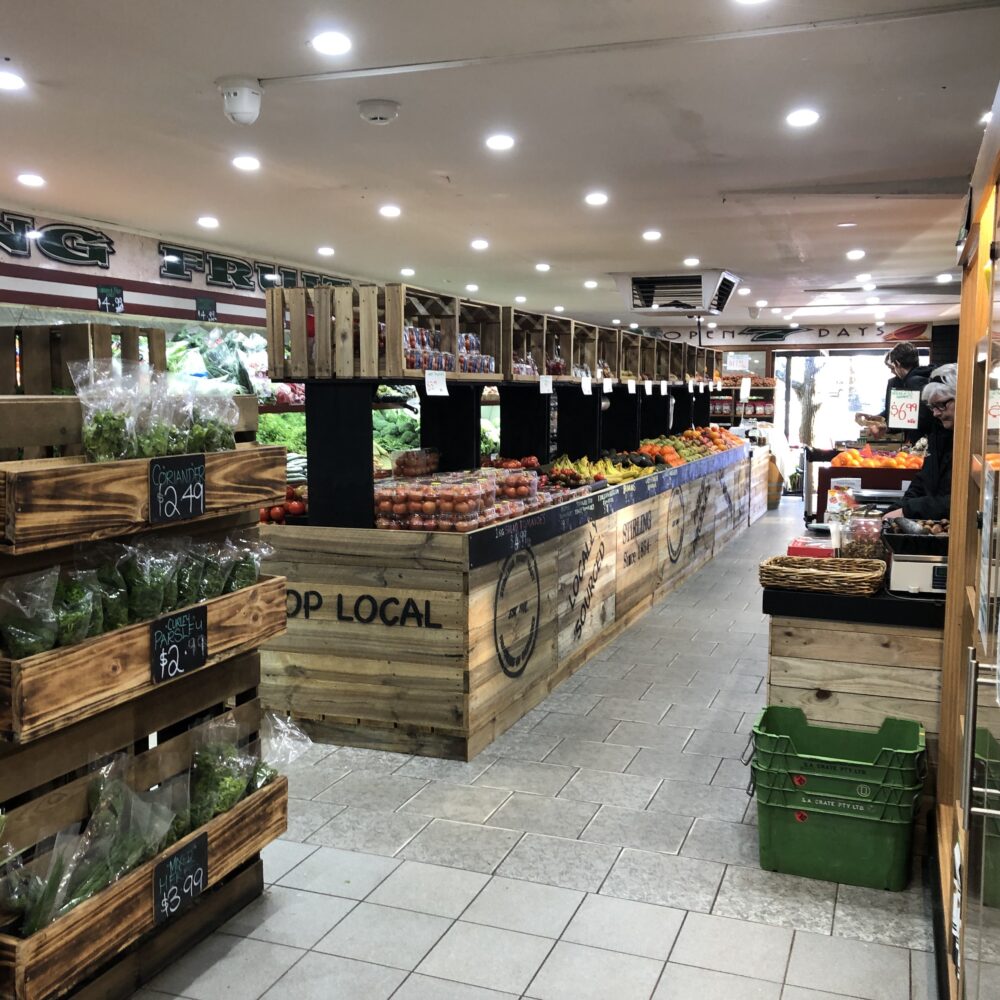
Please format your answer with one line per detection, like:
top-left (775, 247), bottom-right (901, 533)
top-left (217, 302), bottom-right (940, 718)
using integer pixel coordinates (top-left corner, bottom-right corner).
top-left (0, 575), bottom-right (286, 743)
top-left (0, 445), bottom-right (286, 554)
top-left (0, 779), bottom-right (287, 1000)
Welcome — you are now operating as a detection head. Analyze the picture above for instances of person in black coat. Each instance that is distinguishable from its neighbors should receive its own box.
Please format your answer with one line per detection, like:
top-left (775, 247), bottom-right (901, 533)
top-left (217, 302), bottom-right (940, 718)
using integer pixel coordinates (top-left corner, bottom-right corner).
top-left (887, 364), bottom-right (956, 520)
top-left (855, 343), bottom-right (933, 445)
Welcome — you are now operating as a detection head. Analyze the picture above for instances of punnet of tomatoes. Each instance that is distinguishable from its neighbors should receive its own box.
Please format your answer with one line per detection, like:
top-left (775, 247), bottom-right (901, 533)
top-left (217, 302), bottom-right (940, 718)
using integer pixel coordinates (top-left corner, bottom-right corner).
top-left (260, 484), bottom-right (308, 524)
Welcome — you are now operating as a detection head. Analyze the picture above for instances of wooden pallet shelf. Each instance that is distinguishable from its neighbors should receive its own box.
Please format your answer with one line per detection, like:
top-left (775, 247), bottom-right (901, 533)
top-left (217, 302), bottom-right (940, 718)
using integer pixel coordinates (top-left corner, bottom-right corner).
top-left (0, 575), bottom-right (286, 743)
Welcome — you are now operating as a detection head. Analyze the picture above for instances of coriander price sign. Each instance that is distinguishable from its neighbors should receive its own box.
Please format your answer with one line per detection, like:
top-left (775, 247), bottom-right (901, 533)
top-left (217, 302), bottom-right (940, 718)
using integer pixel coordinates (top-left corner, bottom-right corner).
top-left (154, 833), bottom-right (208, 924)
top-left (195, 297), bottom-right (218, 322)
top-left (151, 604), bottom-right (208, 684)
top-left (96, 284), bottom-right (125, 314)
top-left (149, 454), bottom-right (206, 523)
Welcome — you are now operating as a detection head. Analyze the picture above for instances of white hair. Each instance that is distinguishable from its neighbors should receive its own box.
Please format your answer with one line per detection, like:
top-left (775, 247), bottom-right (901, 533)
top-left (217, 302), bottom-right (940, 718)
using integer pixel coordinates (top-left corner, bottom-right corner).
top-left (922, 363), bottom-right (958, 403)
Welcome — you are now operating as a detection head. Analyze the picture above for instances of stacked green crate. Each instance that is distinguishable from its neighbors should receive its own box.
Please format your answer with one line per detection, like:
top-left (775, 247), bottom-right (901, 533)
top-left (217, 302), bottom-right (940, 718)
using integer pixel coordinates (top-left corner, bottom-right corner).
top-left (751, 706), bottom-right (926, 891)
top-left (975, 728), bottom-right (1000, 907)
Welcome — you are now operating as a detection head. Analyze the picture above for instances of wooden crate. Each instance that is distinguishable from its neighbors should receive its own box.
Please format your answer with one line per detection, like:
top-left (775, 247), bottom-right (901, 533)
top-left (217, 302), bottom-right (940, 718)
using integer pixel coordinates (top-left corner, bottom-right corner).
top-left (620, 332), bottom-right (641, 382)
top-left (596, 327), bottom-right (620, 382)
top-left (669, 342), bottom-right (688, 383)
top-left (638, 335), bottom-right (657, 382)
top-left (458, 297), bottom-right (503, 379)
top-left (265, 284), bottom-right (378, 382)
top-left (0, 444), bottom-right (285, 553)
top-left (543, 315), bottom-right (574, 381)
top-left (502, 308), bottom-right (545, 382)
top-left (571, 323), bottom-right (598, 379)
top-left (0, 575), bottom-right (286, 743)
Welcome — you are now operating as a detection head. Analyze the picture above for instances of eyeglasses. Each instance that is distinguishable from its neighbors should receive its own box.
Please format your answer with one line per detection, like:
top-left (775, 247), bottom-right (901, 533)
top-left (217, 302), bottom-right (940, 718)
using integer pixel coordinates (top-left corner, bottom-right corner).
top-left (928, 399), bottom-right (954, 414)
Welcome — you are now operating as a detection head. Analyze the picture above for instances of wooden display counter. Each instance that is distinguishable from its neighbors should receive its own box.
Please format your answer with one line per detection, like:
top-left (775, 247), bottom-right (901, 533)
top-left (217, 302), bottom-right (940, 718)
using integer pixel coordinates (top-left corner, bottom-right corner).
top-left (262, 447), bottom-right (757, 759)
top-left (749, 447), bottom-right (770, 525)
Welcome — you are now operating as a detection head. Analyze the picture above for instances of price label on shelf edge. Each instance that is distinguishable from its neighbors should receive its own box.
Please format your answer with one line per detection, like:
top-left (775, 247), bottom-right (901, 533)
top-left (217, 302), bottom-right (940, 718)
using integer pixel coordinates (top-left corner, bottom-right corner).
top-left (581, 376), bottom-right (592, 396)
top-left (644, 380), bottom-right (653, 395)
top-left (154, 833), bottom-right (208, 925)
top-left (150, 605), bottom-right (208, 685)
top-left (660, 380), bottom-right (668, 395)
top-left (888, 388), bottom-right (920, 429)
top-left (603, 377), bottom-right (613, 394)
top-left (627, 379), bottom-right (636, 395)
top-left (425, 370), bottom-right (449, 396)
top-left (195, 297), bottom-right (218, 322)
top-left (739, 377), bottom-right (752, 402)
top-left (149, 454), bottom-right (206, 524)
top-left (539, 375), bottom-right (553, 395)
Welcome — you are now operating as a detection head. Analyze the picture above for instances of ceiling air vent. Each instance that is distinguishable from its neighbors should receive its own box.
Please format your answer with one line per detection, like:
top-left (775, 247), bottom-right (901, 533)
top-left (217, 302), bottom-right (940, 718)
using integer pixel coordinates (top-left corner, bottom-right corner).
top-left (610, 270), bottom-right (742, 316)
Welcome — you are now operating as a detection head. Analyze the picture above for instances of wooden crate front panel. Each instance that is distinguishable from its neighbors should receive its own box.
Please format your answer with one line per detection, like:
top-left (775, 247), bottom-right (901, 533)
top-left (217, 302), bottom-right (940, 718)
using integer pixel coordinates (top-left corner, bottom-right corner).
top-left (766, 684), bottom-right (940, 736)
top-left (2, 576), bottom-right (286, 743)
top-left (0, 780), bottom-right (286, 1000)
top-left (615, 494), bottom-right (661, 617)
top-left (556, 516), bottom-right (617, 660)
top-left (712, 455), bottom-right (750, 548)
top-left (1, 445), bottom-right (285, 551)
top-left (749, 450), bottom-right (770, 525)
top-left (657, 476), bottom-right (718, 592)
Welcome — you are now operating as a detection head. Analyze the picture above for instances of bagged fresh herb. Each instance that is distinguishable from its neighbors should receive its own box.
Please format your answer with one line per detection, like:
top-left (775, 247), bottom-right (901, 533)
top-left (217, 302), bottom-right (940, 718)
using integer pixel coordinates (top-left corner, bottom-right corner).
top-left (122, 544), bottom-right (180, 623)
top-left (195, 540), bottom-right (239, 601)
top-left (188, 383), bottom-right (238, 453)
top-left (224, 530), bottom-right (275, 593)
top-left (147, 538), bottom-right (182, 611)
top-left (81, 543), bottom-right (131, 632)
top-left (261, 711), bottom-right (313, 769)
top-left (159, 773), bottom-right (192, 849)
top-left (68, 569), bottom-right (105, 638)
top-left (69, 359), bottom-right (141, 463)
top-left (0, 566), bottom-right (59, 659)
top-left (175, 539), bottom-right (206, 607)
top-left (189, 718), bottom-right (255, 828)
top-left (54, 576), bottom-right (94, 648)
top-left (136, 372), bottom-right (192, 458)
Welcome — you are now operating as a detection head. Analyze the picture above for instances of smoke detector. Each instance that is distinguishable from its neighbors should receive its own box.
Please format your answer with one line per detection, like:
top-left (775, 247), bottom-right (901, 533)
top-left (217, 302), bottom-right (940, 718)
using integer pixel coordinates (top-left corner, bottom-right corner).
top-left (358, 99), bottom-right (401, 125)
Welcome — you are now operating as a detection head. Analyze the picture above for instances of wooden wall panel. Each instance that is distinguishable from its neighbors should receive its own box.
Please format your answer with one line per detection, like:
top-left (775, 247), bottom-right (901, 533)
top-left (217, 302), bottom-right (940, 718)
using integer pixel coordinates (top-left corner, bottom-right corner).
top-left (556, 516), bottom-right (617, 660)
top-left (615, 495), bottom-right (660, 617)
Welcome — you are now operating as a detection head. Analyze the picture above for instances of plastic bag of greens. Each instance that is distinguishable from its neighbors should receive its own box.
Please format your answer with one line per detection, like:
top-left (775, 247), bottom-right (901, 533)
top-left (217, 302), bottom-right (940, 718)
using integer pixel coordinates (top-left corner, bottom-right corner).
top-left (224, 530), bottom-right (275, 593)
top-left (174, 538), bottom-right (206, 607)
top-left (0, 813), bottom-right (34, 919)
top-left (69, 359), bottom-right (141, 463)
top-left (122, 544), bottom-right (180, 623)
top-left (188, 383), bottom-right (239, 453)
top-left (189, 718), bottom-right (256, 828)
top-left (75, 542), bottom-right (130, 632)
top-left (195, 540), bottom-right (239, 601)
top-left (0, 566), bottom-right (59, 659)
top-left (146, 538), bottom-right (183, 611)
top-left (136, 372), bottom-right (194, 458)
top-left (53, 573), bottom-right (95, 648)
top-left (159, 773), bottom-right (192, 849)
top-left (65, 569), bottom-right (105, 638)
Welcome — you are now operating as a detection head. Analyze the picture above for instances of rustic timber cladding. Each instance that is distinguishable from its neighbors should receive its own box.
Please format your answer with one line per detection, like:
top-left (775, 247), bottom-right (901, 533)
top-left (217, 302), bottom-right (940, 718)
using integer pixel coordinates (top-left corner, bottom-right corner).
top-left (749, 448), bottom-right (770, 525)
top-left (261, 448), bottom-right (757, 760)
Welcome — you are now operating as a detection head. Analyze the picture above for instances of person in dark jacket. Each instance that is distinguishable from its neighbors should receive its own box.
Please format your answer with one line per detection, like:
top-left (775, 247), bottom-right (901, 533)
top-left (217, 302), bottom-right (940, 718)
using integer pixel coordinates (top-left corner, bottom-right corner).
top-left (887, 364), bottom-right (956, 520)
top-left (855, 343), bottom-right (934, 445)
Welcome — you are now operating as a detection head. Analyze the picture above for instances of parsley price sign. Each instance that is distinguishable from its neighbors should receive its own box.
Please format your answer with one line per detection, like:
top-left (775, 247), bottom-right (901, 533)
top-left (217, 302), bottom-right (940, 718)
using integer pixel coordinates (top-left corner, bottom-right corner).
top-left (150, 605), bottom-right (208, 685)
top-left (96, 284), bottom-right (125, 314)
top-left (154, 833), bottom-right (208, 925)
top-left (149, 455), bottom-right (206, 523)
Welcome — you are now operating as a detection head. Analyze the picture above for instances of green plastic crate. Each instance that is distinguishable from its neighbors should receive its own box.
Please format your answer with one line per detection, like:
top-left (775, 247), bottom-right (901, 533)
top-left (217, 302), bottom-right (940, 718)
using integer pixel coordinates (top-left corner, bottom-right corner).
top-left (752, 707), bottom-right (926, 788)
top-left (756, 789), bottom-right (915, 891)
top-left (752, 764), bottom-right (921, 822)
top-left (974, 728), bottom-right (1000, 907)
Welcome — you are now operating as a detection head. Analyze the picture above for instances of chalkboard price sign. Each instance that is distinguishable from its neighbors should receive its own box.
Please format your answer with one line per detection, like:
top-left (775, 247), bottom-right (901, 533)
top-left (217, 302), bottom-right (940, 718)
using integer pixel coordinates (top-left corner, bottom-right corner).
top-left (153, 833), bottom-right (208, 924)
top-left (96, 284), bottom-right (125, 314)
top-left (149, 454), bottom-right (206, 523)
top-left (195, 297), bottom-right (218, 322)
top-left (151, 604), bottom-right (208, 684)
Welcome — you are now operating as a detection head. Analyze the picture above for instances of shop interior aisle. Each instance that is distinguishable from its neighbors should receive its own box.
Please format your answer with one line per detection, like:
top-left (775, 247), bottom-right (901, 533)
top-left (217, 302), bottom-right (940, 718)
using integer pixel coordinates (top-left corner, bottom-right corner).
top-left (134, 500), bottom-right (939, 1000)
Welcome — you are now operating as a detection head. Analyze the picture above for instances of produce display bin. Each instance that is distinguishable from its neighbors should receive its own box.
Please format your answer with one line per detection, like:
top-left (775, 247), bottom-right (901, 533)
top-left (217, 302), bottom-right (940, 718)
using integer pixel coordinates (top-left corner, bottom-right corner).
top-left (751, 706), bottom-right (926, 788)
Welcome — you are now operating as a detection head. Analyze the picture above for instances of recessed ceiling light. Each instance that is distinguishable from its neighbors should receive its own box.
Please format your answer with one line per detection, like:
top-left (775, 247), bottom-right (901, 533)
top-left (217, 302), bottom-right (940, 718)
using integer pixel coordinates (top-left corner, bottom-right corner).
top-left (707, 322), bottom-right (718, 329)
top-left (0, 71), bottom-right (26, 91)
top-left (862, 282), bottom-right (877, 292)
top-left (837, 222), bottom-right (857, 228)
top-left (466, 284), bottom-right (479, 292)
top-left (612, 319), bottom-right (621, 325)
top-left (786, 108), bottom-right (820, 128)
top-left (756, 299), bottom-right (768, 307)
top-left (197, 215), bottom-right (219, 228)
top-left (737, 287), bottom-right (751, 296)
top-left (855, 273), bottom-right (872, 282)
top-left (846, 249), bottom-right (866, 261)
top-left (25, 229), bottom-right (41, 240)
top-left (683, 257), bottom-right (700, 267)
top-left (310, 31), bottom-right (352, 55)
top-left (770, 308), bottom-right (781, 315)
top-left (485, 133), bottom-right (515, 151)
top-left (629, 323), bottom-right (639, 329)
top-left (642, 230), bottom-right (662, 242)
top-left (584, 191), bottom-right (608, 206)
top-left (981, 111), bottom-right (993, 125)
top-left (866, 296), bottom-right (880, 305)
top-left (789, 322), bottom-right (800, 329)
top-left (379, 204), bottom-right (401, 218)
top-left (584, 280), bottom-right (598, 289)
top-left (535, 262), bottom-right (550, 272)
top-left (514, 295), bottom-right (527, 304)
top-left (554, 305), bottom-right (565, 313)
top-left (400, 267), bottom-right (415, 277)
top-left (232, 155), bottom-right (260, 171)
top-left (936, 273), bottom-right (953, 284)
top-left (17, 173), bottom-right (44, 187)
top-left (317, 246), bottom-right (335, 257)
top-left (163, 253), bottom-right (180, 263)
top-left (470, 238), bottom-right (489, 251)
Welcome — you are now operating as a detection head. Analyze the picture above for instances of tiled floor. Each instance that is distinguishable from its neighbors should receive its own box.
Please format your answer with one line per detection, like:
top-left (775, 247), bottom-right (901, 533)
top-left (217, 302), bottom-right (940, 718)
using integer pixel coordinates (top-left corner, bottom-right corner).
top-left (137, 500), bottom-right (942, 1000)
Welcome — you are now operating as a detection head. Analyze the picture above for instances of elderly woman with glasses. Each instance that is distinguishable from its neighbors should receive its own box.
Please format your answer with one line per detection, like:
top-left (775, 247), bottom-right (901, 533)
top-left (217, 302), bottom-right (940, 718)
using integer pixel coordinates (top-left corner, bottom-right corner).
top-left (886, 363), bottom-right (957, 520)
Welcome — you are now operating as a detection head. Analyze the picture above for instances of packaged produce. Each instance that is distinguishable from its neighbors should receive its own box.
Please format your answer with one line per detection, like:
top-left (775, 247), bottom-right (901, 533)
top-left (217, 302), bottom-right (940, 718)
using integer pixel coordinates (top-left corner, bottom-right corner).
top-left (194, 539), bottom-right (240, 601)
top-left (86, 543), bottom-right (131, 632)
top-left (839, 512), bottom-right (886, 561)
top-left (121, 544), bottom-right (180, 623)
top-left (0, 567), bottom-right (59, 659)
top-left (136, 372), bottom-right (193, 458)
top-left (224, 530), bottom-right (274, 592)
top-left (70, 359), bottom-right (141, 463)
top-left (188, 719), bottom-right (257, 828)
top-left (497, 469), bottom-right (538, 501)
top-left (392, 447), bottom-right (440, 477)
top-left (53, 574), bottom-right (95, 648)
top-left (174, 539), bottom-right (206, 607)
top-left (188, 383), bottom-right (239, 452)
top-left (67, 569), bottom-right (105, 638)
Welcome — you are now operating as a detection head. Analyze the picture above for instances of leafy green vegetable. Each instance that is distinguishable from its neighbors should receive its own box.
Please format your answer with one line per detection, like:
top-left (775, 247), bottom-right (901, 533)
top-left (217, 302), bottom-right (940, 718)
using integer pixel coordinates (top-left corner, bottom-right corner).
top-left (257, 412), bottom-right (307, 454)
top-left (122, 548), bottom-right (177, 623)
top-left (188, 416), bottom-right (235, 453)
top-left (189, 743), bottom-right (252, 828)
top-left (82, 409), bottom-right (134, 463)
top-left (96, 561), bottom-right (129, 631)
top-left (0, 616), bottom-right (57, 659)
top-left (225, 553), bottom-right (259, 593)
top-left (54, 578), bottom-right (93, 648)
top-left (136, 421), bottom-right (188, 458)
top-left (176, 549), bottom-right (206, 607)
top-left (248, 760), bottom-right (278, 792)
top-left (0, 568), bottom-right (59, 659)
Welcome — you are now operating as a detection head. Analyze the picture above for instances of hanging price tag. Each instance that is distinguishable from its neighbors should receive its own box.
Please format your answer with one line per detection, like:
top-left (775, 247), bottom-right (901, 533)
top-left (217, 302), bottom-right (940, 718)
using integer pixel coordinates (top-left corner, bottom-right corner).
top-left (603, 377), bottom-right (613, 394)
top-left (195, 297), bottom-right (218, 322)
top-left (660, 380), bottom-right (668, 395)
top-left (425, 370), bottom-right (449, 396)
top-left (581, 376), bottom-right (592, 395)
top-left (627, 379), bottom-right (636, 394)
top-left (888, 389), bottom-right (920, 429)
top-left (96, 284), bottom-right (125, 314)
top-left (687, 380), bottom-right (695, 393)
top-left (988, 388), bottom-right (1000, 430)
top-left (539, 375), bottom-right (553, 394)
top-left (739, 377), bottom-right (752, 402)
top-left (644, 380), bottom-right (653, 395)
top-left (699, 382), bottom-right (707, 393)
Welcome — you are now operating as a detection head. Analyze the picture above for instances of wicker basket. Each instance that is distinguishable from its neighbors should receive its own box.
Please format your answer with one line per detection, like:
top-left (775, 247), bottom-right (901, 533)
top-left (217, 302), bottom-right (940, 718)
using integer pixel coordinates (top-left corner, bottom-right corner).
top-left (759, 556), bottom-right (886, 596)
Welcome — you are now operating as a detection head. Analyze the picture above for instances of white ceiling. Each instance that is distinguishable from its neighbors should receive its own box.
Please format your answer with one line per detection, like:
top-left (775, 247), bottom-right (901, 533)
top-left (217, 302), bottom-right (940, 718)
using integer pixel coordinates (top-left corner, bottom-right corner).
top-left (2, 0), bottom-right (998, 327)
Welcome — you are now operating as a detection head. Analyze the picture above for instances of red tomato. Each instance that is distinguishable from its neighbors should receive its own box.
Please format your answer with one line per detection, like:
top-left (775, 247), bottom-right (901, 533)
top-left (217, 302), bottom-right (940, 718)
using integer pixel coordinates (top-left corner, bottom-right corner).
top-left (286, 500), bottom-right (306, 516)
top-left (286, 486), bottom-right (297, 501)
top-left (269, 505), bottom-right (285, 523)
top-left (259, 507), bottom-right (270, 523)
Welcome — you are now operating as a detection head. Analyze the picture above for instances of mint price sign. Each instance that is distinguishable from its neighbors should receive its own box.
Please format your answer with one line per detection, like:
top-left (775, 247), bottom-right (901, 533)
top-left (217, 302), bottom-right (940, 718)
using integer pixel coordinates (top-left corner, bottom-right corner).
top-left (151, 605), bottom-right (208, 685)
top-left (195, 297), bottom-right (218, 322)
top-left (154, 834), bottom-right (208, 925)
top-left (96, 284), bottom-right (125, 314)
top-left (149, 454), bottom-right (206, 523)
